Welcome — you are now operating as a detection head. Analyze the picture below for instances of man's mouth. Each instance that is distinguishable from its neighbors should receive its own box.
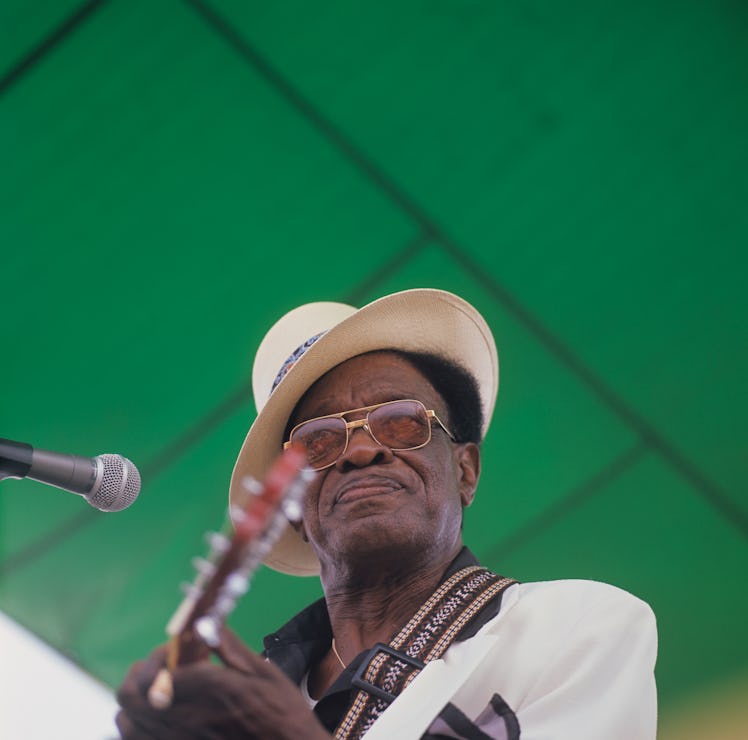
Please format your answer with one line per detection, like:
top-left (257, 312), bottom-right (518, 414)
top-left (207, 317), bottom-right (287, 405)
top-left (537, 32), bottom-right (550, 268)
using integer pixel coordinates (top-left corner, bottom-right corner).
top-left (334, 477), bottom-right (404, 505)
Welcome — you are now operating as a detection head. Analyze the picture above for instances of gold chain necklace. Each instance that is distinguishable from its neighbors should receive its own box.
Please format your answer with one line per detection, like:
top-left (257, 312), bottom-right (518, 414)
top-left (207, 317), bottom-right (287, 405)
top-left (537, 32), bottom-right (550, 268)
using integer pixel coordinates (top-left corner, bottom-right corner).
top-left (331, 638), bottom-right (346, 669)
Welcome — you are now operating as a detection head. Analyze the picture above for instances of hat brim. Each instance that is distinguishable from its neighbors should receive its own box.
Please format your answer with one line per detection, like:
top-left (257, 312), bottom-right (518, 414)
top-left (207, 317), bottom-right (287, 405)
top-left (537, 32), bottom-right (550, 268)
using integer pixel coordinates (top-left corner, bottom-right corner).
top-left (229, 288), bottom-right (498, 576)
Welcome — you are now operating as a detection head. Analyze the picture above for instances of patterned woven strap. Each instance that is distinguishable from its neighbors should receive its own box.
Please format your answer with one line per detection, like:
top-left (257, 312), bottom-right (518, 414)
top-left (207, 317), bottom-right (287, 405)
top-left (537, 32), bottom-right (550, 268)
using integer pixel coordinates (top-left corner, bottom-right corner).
top-left (334, 566), bottom-right (517, 740)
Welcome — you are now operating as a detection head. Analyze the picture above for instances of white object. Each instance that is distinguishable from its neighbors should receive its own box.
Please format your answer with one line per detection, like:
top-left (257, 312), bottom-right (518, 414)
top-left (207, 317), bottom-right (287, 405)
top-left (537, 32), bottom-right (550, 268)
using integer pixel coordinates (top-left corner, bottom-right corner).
top-left (363, 580), bottom-right (658, 740)
top-left (0, 611), bottom-right (119, 740)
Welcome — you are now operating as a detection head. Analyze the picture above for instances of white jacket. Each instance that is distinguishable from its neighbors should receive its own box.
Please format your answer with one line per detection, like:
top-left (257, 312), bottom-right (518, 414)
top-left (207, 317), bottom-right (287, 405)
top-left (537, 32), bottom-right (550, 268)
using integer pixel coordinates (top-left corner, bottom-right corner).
top-left (363, 580), bottom-right (658, 739)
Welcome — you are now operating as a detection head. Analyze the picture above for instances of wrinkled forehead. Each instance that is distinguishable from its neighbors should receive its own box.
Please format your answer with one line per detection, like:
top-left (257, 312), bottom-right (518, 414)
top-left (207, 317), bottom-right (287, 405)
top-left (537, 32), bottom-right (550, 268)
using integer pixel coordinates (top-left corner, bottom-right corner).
top-left (286, 350), bottom-right (443, 428)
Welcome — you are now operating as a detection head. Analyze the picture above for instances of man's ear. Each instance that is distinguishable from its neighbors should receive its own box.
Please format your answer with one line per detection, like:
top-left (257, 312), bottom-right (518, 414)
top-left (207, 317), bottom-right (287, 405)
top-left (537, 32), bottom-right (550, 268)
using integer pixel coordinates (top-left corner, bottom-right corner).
top-left (456, 442), bottom-right (480, 507)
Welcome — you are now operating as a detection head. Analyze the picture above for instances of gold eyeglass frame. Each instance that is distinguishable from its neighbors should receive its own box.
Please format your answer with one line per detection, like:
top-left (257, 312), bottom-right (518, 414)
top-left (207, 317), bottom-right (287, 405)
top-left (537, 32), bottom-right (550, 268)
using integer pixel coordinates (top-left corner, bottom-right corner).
top-left (283, 399), bottom-right (456, 471)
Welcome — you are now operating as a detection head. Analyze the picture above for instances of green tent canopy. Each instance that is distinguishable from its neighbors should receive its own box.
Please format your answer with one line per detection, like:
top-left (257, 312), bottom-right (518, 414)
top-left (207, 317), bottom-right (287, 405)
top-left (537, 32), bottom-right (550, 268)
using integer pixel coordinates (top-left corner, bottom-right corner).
top-left (2, 2), bottom-right (746, 737)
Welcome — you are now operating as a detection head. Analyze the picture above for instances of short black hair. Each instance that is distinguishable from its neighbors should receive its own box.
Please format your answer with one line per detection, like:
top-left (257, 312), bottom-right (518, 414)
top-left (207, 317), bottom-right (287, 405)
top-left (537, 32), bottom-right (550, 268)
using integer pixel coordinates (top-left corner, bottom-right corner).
top-left (394, 350), bottom-right (483, 445)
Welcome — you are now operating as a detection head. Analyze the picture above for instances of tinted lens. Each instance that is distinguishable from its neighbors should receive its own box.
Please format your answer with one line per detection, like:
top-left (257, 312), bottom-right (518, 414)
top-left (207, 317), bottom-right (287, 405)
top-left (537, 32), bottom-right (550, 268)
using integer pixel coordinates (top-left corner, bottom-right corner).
top-left (291, 417), bottom-right (347, 469)
top-left (369, 400), bottom-right (430, 449)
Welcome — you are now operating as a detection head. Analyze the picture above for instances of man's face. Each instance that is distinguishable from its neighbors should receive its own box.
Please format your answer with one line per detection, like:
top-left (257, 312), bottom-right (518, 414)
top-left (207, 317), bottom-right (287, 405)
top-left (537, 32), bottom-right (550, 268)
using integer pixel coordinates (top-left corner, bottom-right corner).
top-left (288, 351), bottom-right (479, 579)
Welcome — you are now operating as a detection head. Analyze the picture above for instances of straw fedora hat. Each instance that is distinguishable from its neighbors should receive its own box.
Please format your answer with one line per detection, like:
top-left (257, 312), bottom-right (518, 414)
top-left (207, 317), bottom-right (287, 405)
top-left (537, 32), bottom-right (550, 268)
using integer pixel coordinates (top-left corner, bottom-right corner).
top-left (230, 288), bottom-right (499, 576)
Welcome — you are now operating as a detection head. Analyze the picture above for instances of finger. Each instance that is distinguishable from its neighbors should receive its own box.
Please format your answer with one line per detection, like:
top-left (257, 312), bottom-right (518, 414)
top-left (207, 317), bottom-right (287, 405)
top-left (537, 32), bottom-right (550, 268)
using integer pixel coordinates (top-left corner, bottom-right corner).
top-left (114, 708), bottom-right (134, 738)
top-left (171, 661), bottom-right (239, 702)
top-left (114, 708), bottom-right (160, 740)
top-left (137, 646), bottom-right (170, 691)
top-left (117, 660), bottom-right (148, 709)
top-left (117, 646), bottom-right (169, 710)
top-left (212, 625), bottom-right (265, 674)
top-left (115, 709), bottom-right (146, 739)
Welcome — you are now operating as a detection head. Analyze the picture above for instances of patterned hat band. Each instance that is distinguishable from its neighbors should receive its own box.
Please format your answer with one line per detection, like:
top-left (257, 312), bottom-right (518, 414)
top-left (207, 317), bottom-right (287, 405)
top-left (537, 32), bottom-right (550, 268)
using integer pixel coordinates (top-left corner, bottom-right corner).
top-left (271, 331), bottom-right (327, 393)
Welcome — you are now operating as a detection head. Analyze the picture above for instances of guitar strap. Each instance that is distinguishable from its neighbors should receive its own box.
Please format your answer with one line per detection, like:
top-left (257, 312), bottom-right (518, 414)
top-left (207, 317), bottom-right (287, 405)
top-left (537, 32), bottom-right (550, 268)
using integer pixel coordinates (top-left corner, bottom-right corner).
top-left (334, 566), bottom-right (517, 740)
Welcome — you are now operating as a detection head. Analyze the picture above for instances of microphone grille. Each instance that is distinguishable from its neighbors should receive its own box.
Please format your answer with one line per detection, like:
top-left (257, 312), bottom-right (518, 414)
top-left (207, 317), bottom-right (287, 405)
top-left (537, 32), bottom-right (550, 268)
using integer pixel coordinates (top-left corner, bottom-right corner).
top-left (87, 454), bottom-right (141, 512)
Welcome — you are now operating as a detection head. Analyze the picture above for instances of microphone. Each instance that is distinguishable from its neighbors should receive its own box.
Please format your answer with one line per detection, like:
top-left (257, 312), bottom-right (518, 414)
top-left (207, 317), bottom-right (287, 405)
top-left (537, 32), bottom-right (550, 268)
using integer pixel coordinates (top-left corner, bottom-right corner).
top-left (0, 437), bottom-right (141, 512)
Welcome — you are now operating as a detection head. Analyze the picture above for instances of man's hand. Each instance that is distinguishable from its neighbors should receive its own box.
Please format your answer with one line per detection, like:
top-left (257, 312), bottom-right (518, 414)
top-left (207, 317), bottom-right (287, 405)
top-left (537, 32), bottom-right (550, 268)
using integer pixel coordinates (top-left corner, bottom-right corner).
top-left (116, 629), bottom-right (331, 740)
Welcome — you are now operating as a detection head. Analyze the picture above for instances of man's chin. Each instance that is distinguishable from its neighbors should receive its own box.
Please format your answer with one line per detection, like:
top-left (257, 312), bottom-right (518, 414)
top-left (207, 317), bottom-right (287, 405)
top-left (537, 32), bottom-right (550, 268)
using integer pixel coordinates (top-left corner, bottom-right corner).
top-left (323, 527), bottom-right (432, 567)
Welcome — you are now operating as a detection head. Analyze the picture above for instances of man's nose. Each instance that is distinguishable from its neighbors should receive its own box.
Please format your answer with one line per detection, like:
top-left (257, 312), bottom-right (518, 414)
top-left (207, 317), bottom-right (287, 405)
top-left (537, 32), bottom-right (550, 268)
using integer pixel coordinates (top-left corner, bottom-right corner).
top-left (336, 425), bottom-right (394, 471)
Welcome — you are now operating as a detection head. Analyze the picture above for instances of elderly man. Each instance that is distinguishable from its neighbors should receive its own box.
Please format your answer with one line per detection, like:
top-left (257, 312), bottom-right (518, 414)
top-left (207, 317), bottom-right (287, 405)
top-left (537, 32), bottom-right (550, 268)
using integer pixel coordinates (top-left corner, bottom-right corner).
top-left (117, 289), bottom-right (657, 739)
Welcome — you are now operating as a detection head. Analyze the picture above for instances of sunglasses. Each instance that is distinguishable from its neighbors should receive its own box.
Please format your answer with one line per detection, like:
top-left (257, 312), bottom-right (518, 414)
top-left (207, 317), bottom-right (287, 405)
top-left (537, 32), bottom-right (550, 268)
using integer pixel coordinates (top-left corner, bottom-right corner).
top-left (283, 399), bottom-right (456, 471)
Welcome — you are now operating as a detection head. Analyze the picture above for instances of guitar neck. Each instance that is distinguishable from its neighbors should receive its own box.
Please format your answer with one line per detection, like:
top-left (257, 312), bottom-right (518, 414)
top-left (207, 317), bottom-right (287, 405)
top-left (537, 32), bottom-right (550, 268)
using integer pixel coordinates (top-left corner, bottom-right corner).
top-left (165, 447), bottom-right (311, 658)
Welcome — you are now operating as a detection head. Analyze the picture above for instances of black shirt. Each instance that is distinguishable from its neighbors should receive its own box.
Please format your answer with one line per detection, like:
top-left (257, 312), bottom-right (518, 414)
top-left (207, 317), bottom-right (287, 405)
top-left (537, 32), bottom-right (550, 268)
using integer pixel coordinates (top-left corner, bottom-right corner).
top-left (262, 547), bottom-right (506, 733)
